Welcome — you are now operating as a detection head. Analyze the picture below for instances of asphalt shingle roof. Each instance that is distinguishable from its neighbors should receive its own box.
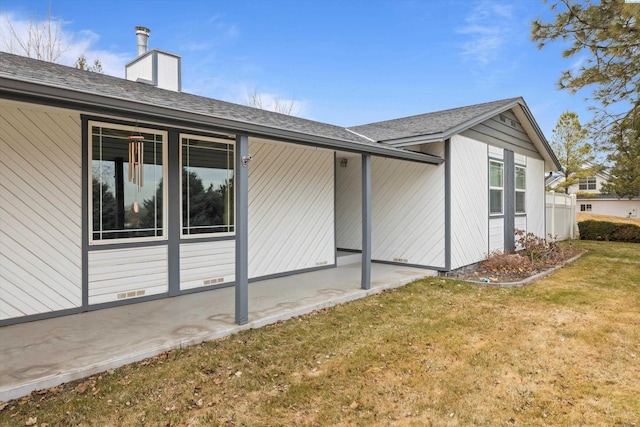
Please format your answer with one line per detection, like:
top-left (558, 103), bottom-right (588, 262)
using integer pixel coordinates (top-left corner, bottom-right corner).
top-left (0, 52), bottom-right (374, 146)
top-left (0, 52), bottom-right (557, 168)
top-left (349, 98), bottom-right (521, 142)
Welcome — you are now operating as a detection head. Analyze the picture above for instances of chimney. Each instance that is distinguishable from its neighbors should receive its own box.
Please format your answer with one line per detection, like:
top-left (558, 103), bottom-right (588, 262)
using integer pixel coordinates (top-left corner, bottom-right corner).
top-left (135, 26), bottom-right (151, 56)
top-left (126, 26), bottom-right (182, 91)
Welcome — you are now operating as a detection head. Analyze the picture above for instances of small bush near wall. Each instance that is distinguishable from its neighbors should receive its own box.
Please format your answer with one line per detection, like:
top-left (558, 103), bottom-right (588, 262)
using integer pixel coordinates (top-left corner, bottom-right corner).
top-left (578, 220), bottom-right (640, 243)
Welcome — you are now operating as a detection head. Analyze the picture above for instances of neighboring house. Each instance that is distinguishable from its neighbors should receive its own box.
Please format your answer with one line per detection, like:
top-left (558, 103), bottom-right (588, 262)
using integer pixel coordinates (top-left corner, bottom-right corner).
top-left (546, 165), bottom-right (639, 218)
top-left (0, 37), bottom-right (560, 326)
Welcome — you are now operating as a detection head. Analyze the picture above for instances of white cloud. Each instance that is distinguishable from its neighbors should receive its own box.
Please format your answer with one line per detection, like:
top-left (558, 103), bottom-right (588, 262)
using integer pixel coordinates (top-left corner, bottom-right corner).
top-left (569, 55), bottom-right (589, 74)
top-left (1, 9), bottom-right (307, 117)
top-left (456, 0), bottom-right (515, 66)
top-left (0, 12), bottom-right (129, 77)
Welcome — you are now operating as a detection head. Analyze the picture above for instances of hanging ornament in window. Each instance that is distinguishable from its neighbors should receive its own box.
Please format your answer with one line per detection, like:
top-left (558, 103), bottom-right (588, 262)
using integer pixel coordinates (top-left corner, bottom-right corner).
top-left (128, 134), bottom-right (144, 213)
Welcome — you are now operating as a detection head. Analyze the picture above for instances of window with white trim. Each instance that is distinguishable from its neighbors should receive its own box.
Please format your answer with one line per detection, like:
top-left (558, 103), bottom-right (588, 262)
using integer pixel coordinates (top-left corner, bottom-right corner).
top-left (489, 160), bottom-right (504, 215)
top-left (181, 134), bottom-right (235, 236)
top-left (515, 166), bottom-right (526, 214)
top-left (90, 122), bottom-right (166, 242)
top-left (579, 177), bottom-right (597, 190)
top-left (580, 204), bottom-right (592, 212)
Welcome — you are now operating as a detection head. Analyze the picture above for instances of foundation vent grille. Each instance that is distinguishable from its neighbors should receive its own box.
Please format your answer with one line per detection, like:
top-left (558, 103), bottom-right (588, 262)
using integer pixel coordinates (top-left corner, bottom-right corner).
top-left (117, 289), bottom-right (146, 300)
top-left (203, 277), bottom-right (225, 286)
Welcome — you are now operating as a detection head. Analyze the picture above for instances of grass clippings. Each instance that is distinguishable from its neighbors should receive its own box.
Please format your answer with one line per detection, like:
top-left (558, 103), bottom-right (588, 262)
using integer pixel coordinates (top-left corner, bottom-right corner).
top-left (1, 241), bottom-right (639, 426)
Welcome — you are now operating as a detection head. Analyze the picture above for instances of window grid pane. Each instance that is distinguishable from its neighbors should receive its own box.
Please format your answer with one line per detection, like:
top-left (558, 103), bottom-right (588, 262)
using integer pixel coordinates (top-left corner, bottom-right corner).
top-left (182, 136), bottom-right (235, 236)
top-left (489, 161), bottom-right (504, 215)
top-left (91, 124), bottom-right (164, 241)
top-left (490, 161), bottom-right (503, 188)
top-left (490, 189), bottom-right (503, 214)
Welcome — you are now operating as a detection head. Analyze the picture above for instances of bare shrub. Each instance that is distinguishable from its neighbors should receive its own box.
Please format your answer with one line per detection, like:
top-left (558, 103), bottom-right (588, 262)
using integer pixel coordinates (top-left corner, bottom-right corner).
top-left (481, 251), bottom-right (532, 274)
top-left (515, 229), bottom-right (564, 264)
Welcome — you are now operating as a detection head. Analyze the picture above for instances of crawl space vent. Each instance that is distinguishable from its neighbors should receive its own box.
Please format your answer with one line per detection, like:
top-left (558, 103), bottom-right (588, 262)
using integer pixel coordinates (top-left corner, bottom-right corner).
top-left (117, 289), bottom-right (146, 300)
top-left (203, 277), bottom-right (225, 286)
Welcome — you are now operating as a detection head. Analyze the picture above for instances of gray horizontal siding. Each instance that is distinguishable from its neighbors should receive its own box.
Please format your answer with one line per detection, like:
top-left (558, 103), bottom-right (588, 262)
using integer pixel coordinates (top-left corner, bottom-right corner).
top-left (461, 110), bottom-right (542, 160)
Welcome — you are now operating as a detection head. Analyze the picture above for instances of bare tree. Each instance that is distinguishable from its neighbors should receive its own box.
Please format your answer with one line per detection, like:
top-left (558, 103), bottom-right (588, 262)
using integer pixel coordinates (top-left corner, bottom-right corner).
top-left (2, 7), bottom-right (66, 62)
top-left (244, 88), bottom-right (300, 116)
top-left (74, 54), bottom-right (103, 73)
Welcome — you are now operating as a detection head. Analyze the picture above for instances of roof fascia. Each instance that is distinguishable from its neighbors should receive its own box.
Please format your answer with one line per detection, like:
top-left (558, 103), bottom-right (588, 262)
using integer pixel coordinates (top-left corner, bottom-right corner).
top-left (384, 99), bottom-right (523, 147)
top-left (383, 98), bottom-right (563, 172)
top-left (0, 77), bottom-right (443, 165)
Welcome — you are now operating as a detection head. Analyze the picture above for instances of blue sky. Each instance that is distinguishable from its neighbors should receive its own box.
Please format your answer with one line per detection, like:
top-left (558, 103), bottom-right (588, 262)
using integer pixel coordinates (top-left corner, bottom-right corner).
top-left (1, 0), bottom-right (595, 141)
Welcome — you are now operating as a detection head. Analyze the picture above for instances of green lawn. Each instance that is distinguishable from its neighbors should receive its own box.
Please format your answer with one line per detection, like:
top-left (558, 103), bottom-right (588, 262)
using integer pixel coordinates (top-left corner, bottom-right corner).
top-left (1, 240), bottom-right (639, 426)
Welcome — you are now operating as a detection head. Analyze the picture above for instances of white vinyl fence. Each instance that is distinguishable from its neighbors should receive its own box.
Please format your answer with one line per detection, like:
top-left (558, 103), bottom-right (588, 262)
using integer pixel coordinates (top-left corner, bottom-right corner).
top-left (546, 191), bottom-right (577, 241)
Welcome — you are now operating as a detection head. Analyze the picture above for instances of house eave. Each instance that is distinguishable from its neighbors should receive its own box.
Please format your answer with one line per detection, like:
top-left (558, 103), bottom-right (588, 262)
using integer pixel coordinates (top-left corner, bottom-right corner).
top-left (0, 77), bottom-right (443, 165)
top-left (379, 97), bottom-right (562, 172)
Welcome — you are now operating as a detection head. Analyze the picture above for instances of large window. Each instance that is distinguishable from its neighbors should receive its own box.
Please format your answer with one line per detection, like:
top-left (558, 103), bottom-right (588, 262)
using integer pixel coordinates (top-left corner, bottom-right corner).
top-left (181, 134), bottom-right (234, 236)
top-left (515, 166), bottom-right (526, 214)
top-left (90, 122), bottom-right (166, 242)
top-left (579, 177), bottom-right (597, 190)
top-left (489, 160), bottom-right (504, 215)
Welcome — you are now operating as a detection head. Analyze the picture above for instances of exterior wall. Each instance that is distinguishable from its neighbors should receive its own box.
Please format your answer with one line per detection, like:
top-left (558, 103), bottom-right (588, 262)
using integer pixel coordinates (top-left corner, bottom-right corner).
top-left (450, 135), bottom-right (489, 269)
top-left (565, 174), bottom-right (608, 195)
top-left (248, 138), bottom-right (334, 278)
top-left (578, 198), bottom-right (640, 218)
top-left (371, 154), bottom-right (445, 267)
top-left (335, 154), bottom-right (361, 250)
top-left (335, 149), bottom-right (445, 268)
top-left (526, 157), bottom-right (546, 237)
top-left (1, 101), bottom-right (82, 320)
top-left (88, 246), bottom-right (168, 304)
top-left (179, 240), bottom-right (235, 291)
top-left (489, 218), bottom-right (504, 253)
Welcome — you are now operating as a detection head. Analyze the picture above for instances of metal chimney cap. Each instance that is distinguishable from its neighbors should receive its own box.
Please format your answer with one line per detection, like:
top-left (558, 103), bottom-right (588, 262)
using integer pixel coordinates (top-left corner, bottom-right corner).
top-left (135, 26), bottom-right (151, 35)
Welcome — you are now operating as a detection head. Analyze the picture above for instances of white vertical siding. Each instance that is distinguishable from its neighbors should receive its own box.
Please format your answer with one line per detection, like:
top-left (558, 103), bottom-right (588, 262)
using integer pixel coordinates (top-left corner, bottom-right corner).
top-left (125, 56), bottom-right (153, 83)
top-left (157, 53), bottom-right (179, 91)
top-left (1, 101), bottom-right (82, 320)
top-left (180, 240), bottom-right (235, 290)
top-left (450, 135), bottom-right (489, 269)
top-left (371, 153), bottom-right (445, 267)
top-left (248, 139), bottom-right (334, 278)
top-left (489, 218), bottom-right (504, 253)
top-left (88, 246), bottom-right (168, 305)
top-left (526, 157), bottom-right (545, 238)
top-left (335, 154), bottom-right (361, 250)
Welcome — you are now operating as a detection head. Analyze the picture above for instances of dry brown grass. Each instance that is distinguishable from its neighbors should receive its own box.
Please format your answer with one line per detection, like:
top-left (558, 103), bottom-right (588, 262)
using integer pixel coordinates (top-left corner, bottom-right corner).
top-left (577, 212), bottom-right (640, 226)
top-left (1, 241), bottom-right (639, 426)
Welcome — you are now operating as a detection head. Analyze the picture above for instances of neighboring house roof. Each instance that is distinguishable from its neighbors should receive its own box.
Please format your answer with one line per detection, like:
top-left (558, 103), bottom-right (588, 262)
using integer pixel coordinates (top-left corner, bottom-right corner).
top-left (545, 173), bottom-right (562, 187)
top-left (577, 194), bottom-right (639, 200)
top-left (349, 97), bottom-right (562, 171)
top-left (0, 52), bottom-right (441, 165)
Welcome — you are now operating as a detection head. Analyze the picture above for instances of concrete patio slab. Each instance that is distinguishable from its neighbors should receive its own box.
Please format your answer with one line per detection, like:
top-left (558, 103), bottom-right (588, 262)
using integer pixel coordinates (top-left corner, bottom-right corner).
top-left (0, 262), bottom-right (435, 402)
